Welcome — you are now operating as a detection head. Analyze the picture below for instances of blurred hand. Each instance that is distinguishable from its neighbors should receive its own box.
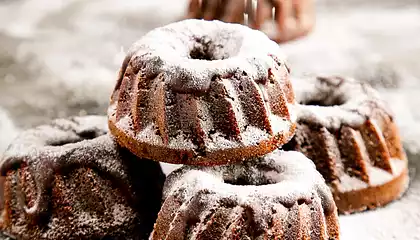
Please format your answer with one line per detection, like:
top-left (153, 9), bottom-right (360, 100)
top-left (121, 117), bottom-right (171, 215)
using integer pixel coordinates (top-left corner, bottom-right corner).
top-left (186, 0), bottom-right (246, 23)
top-left (186, 0), bottom-right (315, 43)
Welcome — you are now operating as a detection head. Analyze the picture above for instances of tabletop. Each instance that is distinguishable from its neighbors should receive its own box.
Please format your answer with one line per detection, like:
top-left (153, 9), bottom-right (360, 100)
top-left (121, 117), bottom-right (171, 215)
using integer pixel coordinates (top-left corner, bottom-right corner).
top-left (0, 0), bottom-right (419, 239)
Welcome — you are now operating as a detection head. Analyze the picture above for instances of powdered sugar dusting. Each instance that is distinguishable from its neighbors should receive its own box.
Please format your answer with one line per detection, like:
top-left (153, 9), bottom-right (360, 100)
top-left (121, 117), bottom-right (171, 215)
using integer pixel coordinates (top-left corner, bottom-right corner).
top-left (0, 115), bottom-right (165, 239)
top-left (337, 159), bottom-right (407, 192)
top-left (164, 150), bottom-right (336, 219)
top-left (203, 132), bottom-right (241, 151)
top-left (154, 150), bottom-right (338, 239)
top-left (292, 75), bottom-right (391, 130)
top-left (110, 19), bottom-right (296, 163)
top-left (268, 114), bottom-right (293, 135)
top-left (126, 19), bottom-right (286, 94)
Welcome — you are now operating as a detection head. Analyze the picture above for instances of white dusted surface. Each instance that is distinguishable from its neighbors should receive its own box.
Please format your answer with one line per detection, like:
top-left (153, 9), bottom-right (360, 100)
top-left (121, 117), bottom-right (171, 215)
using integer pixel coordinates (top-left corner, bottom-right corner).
top-left (0, 0), bottom-right (420, 239)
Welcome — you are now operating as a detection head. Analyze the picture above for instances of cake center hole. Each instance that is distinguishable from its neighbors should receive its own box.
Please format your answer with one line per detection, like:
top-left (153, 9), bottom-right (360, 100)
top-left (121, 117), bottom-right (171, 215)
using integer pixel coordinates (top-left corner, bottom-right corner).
top-left (224, 177), bottom-right (249, 186)
top-left (190, 47), bottom-right (214, 60)
top-left (189, 37), bottom-right (218, 61)
top-left (49, 130), bottom-right (101, 146)
top-left (302, 96), bottom-right (345, 107)
top-left (224, 176), bottom-right (271, 186)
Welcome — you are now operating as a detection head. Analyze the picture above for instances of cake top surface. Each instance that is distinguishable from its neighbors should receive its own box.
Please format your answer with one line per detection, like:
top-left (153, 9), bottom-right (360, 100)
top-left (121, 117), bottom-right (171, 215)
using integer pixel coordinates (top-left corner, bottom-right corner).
top-left (108, 19), bottom-right (296, 164)
top-left (0, 116), bottom-right (164, 221)
top-left (117, 19), bottom-right (288, 95)
top-left (165, 150), bottom-right (335, 217)
top-left (292, 75), bottom-right (392, 129)
top-left (1, 116), bottom-right (107, 158)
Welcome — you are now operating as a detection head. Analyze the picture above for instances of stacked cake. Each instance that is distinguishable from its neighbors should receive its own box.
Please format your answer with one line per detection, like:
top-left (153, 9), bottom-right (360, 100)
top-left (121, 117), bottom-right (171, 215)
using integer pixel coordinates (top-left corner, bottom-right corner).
top-left (0, 19), bottom-right (409, 239)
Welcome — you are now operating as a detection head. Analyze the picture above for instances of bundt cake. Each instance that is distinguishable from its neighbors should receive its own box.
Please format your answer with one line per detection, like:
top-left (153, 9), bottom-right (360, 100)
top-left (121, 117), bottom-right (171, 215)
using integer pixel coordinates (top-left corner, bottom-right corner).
top-left (108, 19), bottom-right (296, 166)
top-left (0, 116), bottom-right (166, 239)
top-left (283, 75), bottom-right (409, 214)
top-left (152, 150), bottom-right (340, 239)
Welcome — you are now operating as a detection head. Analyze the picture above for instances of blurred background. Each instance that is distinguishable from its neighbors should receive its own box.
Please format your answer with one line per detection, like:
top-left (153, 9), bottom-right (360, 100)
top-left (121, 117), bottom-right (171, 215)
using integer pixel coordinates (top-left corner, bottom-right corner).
top-left (0, 0), bottom-right (419, 239)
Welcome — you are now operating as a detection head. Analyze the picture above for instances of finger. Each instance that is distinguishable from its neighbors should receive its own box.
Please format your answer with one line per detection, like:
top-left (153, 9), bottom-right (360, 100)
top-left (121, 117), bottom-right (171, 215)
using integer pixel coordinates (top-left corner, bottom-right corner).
top-left (186, 0), bottom-right (202, 19)
top-left (222, 0), bottom-right (246, 24)
top-left (245, 0), bottom-right (255, 27)
top-left (294, 0), bottom-right (315, 34)
top-left (203, 0), bottom-right (221, 20)
top-left (254, 0), bottom-right (272, 29)
top-left (293, 0), bottom-right (303, 19)
top-left (214, 0), bottom-right (227, 19)
top-left (274, 0), bottom-right (295, 36)
top-left (273, 0), bottom-right (314, 42)
top-left (294, 0), bottom-right (313, 20)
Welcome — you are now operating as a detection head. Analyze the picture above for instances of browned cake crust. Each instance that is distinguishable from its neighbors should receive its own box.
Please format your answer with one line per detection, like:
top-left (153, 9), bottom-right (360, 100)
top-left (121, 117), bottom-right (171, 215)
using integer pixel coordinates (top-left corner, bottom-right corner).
top-left (108, 19), bottom-right (296, 166)
top-left (284, 75), bottom-right (409, 214)
top-left (0, 116), bottom-right (166, 239)
top-left (152, 150), bottom-right (340, 240)
top-left (332, 163), bottom-right (408, 213)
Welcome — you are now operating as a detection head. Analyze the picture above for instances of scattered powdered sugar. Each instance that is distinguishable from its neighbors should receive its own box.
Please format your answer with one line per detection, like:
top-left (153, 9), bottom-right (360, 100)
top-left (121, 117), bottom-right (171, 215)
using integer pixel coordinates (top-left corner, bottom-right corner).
top-left (237, 125), bottom-right (271, 145)
top-left (0, 115), bottom-right (166, 239)
top-left (203, 132), bottom-right (242, 151)
top-left (167, 132), bottom-right (197, 150)
top-left (339, 151), bottom-right (420, 240)
top-left (112, 203), bottom-right (133, 226)
top-left (337, 159), bottom-right (407, 192)
top-left (268, 114), bottom-right (294, 135)
top-left (293, 104), bottom-right (365, 130)
top-left (109, 19), bottom-right (297, 161)
top-left (0, 0), bottom-right (418, 238)
top-left (1, 115), bottom-right (108, 162)
top-left (164, 150), bottom-right (336, 220)
top-left (292, 75), bottom-right (391, 130)
top-left (1, 116), bottom-right (130, 215)
top-left (125, 19), bottom-right (287, 94)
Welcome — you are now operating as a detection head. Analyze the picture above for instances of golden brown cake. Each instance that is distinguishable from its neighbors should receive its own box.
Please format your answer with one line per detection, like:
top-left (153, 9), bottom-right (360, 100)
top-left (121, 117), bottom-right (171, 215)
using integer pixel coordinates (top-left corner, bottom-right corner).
top-left (0, 116), bottom-right (165, 239)
top-left (108, 19), bottom-right (296, 166)
top-left (152, 150), bottom-right (340, 239)
top-left (284, 75), bottom-right (409, 214)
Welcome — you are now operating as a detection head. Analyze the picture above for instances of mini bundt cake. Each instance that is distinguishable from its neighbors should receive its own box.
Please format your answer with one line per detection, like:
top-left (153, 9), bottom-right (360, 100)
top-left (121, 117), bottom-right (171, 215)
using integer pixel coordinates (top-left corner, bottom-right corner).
top-left (152, 150), bottom-right (340, 240)
top-left (0, 116), bottom-right (166, 239)
top-left (108, 19), bottom-right (296, 166)
top-left (283, 75), bottom-right (409, 214)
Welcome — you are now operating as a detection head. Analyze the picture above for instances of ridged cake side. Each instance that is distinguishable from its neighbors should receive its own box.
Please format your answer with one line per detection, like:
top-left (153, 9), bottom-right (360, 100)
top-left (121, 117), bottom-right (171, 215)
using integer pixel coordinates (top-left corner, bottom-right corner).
top-left (108, 19), bottom-right (296, 165)
top-left (151, 150), bottom-right (340, 239)
top-left (153, 190), bottom-right (338, 239)
top-left (284, 76), bottom-right (409, 214)
top-left (0, 116), bottom-right (166, 239)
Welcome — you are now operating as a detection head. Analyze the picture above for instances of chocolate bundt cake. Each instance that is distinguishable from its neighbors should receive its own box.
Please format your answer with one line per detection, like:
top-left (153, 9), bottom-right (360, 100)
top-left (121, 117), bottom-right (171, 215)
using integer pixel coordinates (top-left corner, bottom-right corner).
top-left (284, 75), bottom-right (409, 214)
top-left (152, 150), bottom-right (340, 239)
top-left (108, 19), bottom-right (296, 166)
top-left (0, 116), bottom-right (166, 239)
